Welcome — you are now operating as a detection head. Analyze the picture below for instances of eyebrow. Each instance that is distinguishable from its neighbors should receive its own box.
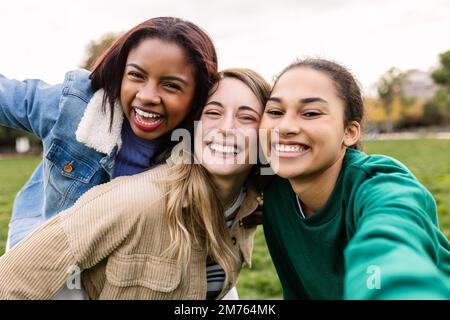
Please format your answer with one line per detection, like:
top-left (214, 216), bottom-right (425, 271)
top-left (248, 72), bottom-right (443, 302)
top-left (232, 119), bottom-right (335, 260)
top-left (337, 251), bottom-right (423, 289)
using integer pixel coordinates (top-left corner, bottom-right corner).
top-left (267, 96), bottom-right (328, 105)
top-left (161, 76), bottom-right (189, 86)
top-left (205, 101), bottom-right (224, 108)
top-left (126, 63), bottom-right (189, 86)
top-left (205, 101), bottom-right (262, 115)
top-left (126, 63), bottom-right (147, 75)
top-left (238, 105), bottom-right (262, 116)
top-left (300, 97), bottom-right (328, 105)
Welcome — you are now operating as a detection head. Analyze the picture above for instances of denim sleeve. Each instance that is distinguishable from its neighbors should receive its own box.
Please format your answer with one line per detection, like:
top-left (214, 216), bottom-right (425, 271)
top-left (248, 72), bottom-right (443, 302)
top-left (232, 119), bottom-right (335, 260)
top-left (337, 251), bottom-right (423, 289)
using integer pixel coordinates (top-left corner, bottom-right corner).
top-left (0, 74), bottom-right (62, 140)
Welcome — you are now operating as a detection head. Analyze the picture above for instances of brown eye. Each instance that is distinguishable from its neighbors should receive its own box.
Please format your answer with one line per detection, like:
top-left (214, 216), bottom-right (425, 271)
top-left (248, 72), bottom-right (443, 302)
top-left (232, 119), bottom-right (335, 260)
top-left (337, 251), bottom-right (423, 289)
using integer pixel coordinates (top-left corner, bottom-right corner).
top-left (128, 71), bottom-right (143, 79)
top-left (303, 111), bottom-right (321, 118)
top-left (266, 109), bottom-right (283, 116)
top-left (163, 83), bottom-right (181, 91)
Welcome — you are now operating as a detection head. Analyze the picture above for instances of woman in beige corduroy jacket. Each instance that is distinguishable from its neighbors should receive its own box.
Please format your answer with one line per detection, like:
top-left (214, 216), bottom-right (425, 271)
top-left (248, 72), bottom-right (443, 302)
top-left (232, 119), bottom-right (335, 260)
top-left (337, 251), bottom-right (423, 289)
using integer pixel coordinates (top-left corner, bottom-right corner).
top-left (0, 68), bottom-right (271, 300)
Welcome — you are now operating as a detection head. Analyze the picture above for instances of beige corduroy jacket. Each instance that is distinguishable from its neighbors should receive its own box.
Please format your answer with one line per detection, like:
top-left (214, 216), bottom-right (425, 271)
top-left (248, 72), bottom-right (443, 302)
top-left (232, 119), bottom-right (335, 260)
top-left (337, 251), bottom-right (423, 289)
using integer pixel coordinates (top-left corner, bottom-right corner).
top-left (0, 162), bottom-right (262, 300)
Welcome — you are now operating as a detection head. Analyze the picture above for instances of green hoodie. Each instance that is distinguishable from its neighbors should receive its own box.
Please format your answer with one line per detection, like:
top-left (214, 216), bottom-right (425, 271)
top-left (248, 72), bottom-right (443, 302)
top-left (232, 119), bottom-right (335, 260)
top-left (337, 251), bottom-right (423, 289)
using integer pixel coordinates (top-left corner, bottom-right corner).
top-left (263, 148), bottom-right (450, 299)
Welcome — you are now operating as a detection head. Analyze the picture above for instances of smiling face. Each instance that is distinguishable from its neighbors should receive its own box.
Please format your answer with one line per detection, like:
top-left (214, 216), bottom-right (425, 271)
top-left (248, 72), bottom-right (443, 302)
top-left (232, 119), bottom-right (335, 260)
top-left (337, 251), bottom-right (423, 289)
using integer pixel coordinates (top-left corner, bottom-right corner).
top-left (260, 66), bottom-right (358, 180)
top-left (195, 77), bottom-right (263, 179)
top-left (120, 38), bottom-right (196, 140)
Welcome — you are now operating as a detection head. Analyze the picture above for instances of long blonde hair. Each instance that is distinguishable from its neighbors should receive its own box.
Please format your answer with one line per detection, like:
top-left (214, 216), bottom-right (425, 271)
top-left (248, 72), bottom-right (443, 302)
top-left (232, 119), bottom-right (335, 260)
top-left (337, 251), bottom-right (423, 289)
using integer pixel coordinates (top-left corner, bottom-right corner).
top-left (163, 68), bottom-right (271, 278)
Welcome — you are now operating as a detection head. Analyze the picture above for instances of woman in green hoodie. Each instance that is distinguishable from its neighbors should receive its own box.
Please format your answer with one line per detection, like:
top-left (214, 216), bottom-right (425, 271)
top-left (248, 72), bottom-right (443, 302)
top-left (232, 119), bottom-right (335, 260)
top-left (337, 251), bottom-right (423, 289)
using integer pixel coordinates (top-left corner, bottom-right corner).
top-left (260, 58), bottom-right (450, 299)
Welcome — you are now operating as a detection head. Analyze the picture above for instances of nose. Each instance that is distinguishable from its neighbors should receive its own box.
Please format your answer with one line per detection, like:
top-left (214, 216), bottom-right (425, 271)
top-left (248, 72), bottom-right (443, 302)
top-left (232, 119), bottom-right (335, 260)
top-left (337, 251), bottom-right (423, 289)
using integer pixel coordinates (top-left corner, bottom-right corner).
top-left (278, 113), bottom-right (300, 137)
top-left (218, 111), bottom-right (236, 131)
top-left (215, 112), bottom-right (237, 140)
top-left (136, 81), bottom-right (161, 105)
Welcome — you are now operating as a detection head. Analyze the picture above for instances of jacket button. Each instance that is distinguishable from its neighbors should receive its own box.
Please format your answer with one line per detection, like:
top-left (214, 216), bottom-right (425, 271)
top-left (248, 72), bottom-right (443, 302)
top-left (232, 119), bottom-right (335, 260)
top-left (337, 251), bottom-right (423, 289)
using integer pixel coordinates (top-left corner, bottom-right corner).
top-left (238, 220), bottom-right (243, 227)
top-left (232, 237), bottom-right (237, 245)
top-left (63, 162), bottom-right (73, 173)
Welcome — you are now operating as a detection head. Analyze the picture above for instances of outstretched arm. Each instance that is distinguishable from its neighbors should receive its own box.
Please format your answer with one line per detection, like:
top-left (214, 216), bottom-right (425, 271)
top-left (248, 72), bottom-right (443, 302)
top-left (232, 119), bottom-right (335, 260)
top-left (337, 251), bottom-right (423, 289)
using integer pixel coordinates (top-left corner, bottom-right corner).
top-left (344, 174), bottom-right (450, 299)
top-left (0, 74), bottom-right (61, 139)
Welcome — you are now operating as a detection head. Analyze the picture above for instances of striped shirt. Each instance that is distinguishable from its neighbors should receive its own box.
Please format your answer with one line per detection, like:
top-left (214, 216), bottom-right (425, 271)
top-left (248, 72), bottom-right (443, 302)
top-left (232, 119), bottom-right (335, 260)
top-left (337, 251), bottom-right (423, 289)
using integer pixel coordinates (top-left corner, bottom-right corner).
top-left (206, 188), bottom-right (246, 300)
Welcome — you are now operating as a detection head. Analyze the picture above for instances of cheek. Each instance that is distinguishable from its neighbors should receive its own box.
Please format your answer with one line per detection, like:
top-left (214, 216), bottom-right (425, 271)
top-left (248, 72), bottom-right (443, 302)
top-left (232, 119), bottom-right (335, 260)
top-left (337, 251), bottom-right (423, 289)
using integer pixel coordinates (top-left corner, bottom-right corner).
top-left (201, 127), bottom-right (216, 143)
top-left (325, 120), bottom-right (346, 144)
top-left (259, 115), bottom-right (275, 130)
top-left (258, 118), bottom-right (276, 143)
top-left (166, 98), bottom-right (192, 123)
top-left (195, 123), bottom-right (219, 152)
top-left (198, 120), bottom-right (217, 139)
top-left (245, 134), bottom-right (259, 163)
top-left (198, 118), bottom-right (216, 132)
top-left (310, 123), bottom-right (346, 159)
top-left (308, 120), bottom-right (341, 142)
top-left (243, 126), bottom-right (259, 146)
top-left (120, 81), bottom-right (133, 109)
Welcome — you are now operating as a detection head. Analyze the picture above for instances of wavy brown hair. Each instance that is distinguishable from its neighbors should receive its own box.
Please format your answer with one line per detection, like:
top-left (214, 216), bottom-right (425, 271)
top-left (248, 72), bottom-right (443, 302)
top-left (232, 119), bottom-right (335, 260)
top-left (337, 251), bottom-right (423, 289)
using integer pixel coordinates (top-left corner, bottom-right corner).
top-left (163, 68), bottom-right (271, 279)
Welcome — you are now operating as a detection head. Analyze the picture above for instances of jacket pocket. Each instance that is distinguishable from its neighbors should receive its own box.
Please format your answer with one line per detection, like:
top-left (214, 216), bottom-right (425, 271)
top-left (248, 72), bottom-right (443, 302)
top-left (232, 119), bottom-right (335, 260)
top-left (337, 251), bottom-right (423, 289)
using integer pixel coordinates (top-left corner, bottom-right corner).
top-left (45, 139), bottom-right (107, 211)
top-left (46, 140), bottom-right (98, 183)
top-left (105, 252), bottom-right (182, 293)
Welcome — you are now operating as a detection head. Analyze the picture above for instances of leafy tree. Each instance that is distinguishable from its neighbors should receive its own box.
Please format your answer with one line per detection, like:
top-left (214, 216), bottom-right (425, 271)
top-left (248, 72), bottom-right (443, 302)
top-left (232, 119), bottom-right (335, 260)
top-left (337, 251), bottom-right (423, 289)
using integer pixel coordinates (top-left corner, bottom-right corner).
top-left (377, 67), bottom-right (404, 132)
top-left (80, 32), bottom-right (120, 70)
top-left (432, 51), bottom-right (450, 87)
top-left (430, 50), bottom-right (450, 121)
top-left (422, 101), bottom-right (444, 126)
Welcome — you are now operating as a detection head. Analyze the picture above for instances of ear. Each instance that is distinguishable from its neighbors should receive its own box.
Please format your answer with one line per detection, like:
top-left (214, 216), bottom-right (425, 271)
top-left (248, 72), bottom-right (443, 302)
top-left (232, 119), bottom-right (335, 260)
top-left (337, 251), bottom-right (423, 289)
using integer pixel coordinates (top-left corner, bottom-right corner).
top-left (343, 121), bottom-right (361, 147)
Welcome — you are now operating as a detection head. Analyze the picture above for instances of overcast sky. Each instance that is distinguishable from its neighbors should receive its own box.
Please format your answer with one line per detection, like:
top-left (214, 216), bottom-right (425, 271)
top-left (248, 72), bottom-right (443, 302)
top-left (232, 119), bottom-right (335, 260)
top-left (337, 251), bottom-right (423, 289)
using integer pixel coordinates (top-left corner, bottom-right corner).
top-left (0, 0), bottom-right (449, 95)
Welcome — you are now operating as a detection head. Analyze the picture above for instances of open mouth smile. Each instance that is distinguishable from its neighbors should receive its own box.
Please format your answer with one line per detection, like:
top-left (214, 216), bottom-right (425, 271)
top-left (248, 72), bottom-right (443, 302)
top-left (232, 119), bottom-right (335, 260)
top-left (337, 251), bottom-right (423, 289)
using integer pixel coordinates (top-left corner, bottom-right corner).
top-left (132, 107), bottom-right (164, 132)
top-left (272, 142), bottom-right (311, 158)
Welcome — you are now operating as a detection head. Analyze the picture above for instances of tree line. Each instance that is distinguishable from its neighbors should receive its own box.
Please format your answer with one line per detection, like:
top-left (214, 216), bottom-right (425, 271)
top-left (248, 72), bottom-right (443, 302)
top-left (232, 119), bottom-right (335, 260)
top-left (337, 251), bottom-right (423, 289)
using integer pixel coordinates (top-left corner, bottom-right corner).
top-left (372, 50), bottom-right (450, 133)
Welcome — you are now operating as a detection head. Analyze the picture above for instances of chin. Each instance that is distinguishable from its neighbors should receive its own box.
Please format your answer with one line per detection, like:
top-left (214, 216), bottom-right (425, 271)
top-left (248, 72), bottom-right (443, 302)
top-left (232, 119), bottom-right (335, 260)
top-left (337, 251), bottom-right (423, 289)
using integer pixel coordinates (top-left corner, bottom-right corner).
top-left (131, 126), bottom-right (163, 141)
top-left (205, 163), bottom-right (252, 179)
top-left (205, 164), bottom-right (238, 176)
top-left (275, 171), bottom-right (297, 179)
top-left (272, 165), bottom-right (305, 179)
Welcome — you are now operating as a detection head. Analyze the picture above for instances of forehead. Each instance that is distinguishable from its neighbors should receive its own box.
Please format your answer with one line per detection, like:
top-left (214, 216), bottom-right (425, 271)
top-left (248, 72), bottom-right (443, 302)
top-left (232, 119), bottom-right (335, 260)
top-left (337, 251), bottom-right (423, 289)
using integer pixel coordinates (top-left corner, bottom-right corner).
top-left (127, 38), bottom-right (193, 74)
top-left (272, 67), bottom-right (339, 99)
top-left (208, 78), bottom-right (262, 111)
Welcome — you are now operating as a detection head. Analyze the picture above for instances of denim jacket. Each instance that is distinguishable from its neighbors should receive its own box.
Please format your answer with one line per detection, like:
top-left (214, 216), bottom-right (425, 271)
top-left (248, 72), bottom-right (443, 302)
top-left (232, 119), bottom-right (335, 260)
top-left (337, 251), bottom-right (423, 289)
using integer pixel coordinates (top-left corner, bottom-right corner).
top-left (0, 70), bottom-right (126, 249)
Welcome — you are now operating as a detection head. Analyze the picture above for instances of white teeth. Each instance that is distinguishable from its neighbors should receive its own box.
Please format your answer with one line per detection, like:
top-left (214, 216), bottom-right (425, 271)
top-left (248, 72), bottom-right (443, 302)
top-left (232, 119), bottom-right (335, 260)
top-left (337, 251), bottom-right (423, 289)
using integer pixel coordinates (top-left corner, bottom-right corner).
top-left (209, 143), bottom-right (238, 154)
top-left (275, 144), bottom-right (308, 153)
top-left (135, 108), bottom-right (161, 118)
top-left (135, 112), bottom-right (163, 126)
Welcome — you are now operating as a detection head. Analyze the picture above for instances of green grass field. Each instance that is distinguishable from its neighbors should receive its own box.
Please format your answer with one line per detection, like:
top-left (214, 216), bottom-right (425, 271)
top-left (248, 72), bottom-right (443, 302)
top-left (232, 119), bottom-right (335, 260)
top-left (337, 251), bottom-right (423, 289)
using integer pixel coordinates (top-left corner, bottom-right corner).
top-left (0, 155), bottom-right (41, 255)
top-left (0, 139), bottom-right (449, 299)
